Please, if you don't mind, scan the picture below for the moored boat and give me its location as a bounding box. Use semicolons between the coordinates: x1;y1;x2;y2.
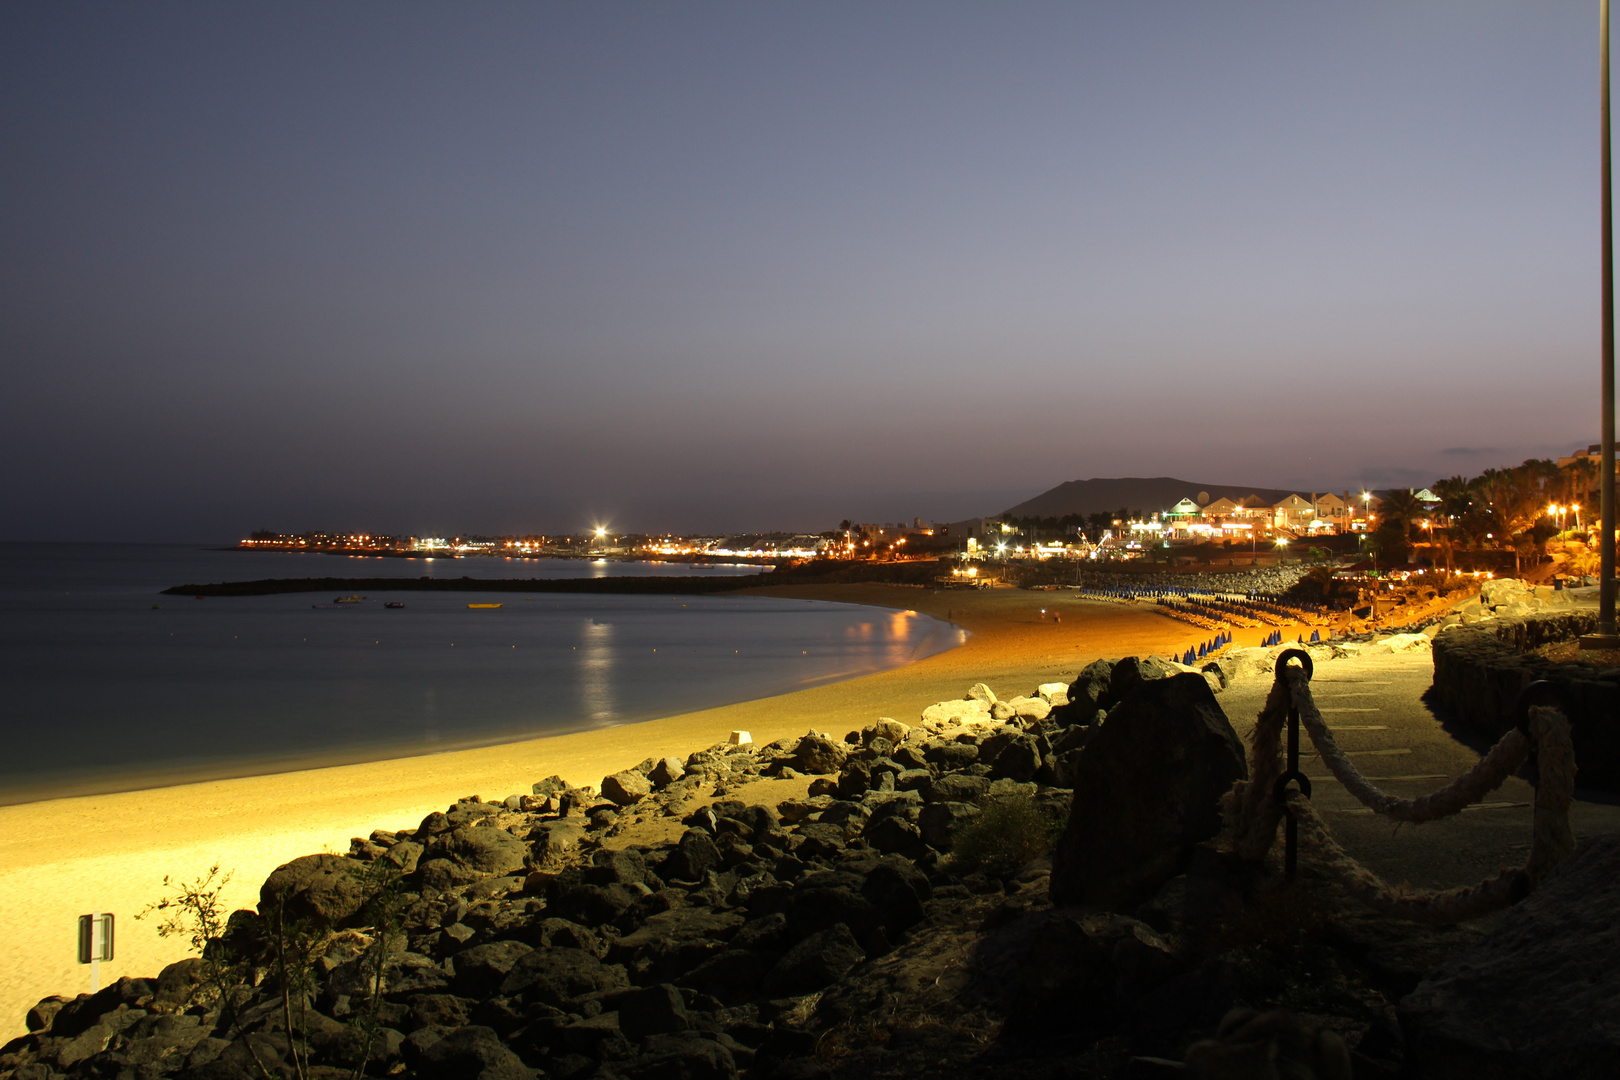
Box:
466;602;502;609
333;595;366;604
384;601;405;609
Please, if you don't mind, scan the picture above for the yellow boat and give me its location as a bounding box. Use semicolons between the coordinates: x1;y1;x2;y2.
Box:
467;602;503;609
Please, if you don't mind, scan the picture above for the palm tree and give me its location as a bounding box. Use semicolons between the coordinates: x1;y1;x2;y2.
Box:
1430;475;1475;525
1377;488;1423;542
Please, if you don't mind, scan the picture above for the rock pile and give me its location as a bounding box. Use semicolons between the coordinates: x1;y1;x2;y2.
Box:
1;657;1467;1080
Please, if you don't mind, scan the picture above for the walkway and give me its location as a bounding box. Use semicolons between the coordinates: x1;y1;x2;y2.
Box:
1216;649;1620;893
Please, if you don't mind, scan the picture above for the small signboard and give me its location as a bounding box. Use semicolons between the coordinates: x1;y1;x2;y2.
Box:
78;912;114;964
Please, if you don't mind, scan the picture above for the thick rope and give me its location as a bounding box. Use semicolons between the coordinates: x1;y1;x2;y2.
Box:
1221;666;1578;922
1282;665;1531;823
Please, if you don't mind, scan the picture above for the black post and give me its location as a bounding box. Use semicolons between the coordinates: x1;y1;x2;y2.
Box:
1587;0;1620;650
1270;649;1315;883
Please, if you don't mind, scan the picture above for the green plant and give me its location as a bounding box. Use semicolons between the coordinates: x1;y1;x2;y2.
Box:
138;866;277;1080
343;858;408;1080
949;795;1066;877
267;897;324;1080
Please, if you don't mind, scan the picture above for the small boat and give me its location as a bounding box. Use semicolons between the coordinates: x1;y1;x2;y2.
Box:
384;601;405;609
467;602;503;609
333;595;366;604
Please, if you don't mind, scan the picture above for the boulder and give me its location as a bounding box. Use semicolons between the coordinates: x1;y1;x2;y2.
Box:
762;923;866;997
1063;658;1115;722
966;682;998;706
918;801;981;851
602;770;653;806
1006;695;1052;722
611;907;745;984
1050;673;1247;910
649;756;687;787
528;820;587;866
1380;633;1431;653
665;828;724;882
617;983;690;1040
1107;655;1179;703
922;743;979;772
499;947;628;1006
919;699;993;727
450;940;535;999
425;825;529;877
789;733;848;775
414;1024;533;1080
868;718;911;744
988;735;1042;783
923;773;989;804
1399;834;1620;1078
1479;577;1529;608
616;1032;738;1080
259;854;367;928
1037;682;1071;706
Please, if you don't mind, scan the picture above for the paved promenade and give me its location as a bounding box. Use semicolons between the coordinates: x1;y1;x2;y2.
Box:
1216;648;1620;893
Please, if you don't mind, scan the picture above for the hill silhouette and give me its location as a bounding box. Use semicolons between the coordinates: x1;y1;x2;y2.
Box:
1000;476;1311;518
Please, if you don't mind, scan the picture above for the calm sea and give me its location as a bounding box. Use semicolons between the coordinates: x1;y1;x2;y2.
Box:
0;544;962;804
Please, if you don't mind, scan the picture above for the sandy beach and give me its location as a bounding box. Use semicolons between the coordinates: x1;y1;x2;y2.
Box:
0;584;1230;1040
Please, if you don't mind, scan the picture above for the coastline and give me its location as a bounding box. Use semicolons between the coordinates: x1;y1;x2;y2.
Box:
0;585;1192;1039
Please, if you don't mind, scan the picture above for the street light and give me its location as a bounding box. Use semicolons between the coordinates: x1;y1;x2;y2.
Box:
1586;0;1620;649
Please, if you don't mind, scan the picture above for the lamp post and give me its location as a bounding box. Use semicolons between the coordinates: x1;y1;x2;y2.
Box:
1586;0;1620;649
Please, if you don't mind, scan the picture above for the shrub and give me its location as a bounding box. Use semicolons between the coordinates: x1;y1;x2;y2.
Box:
949;794;1066;877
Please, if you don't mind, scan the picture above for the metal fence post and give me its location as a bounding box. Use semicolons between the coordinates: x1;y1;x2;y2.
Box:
1271;649;1315;881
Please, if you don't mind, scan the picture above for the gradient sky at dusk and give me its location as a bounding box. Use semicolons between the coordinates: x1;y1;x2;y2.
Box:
2;2;1612;540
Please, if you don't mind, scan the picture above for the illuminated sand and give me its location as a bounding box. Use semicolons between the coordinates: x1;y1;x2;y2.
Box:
0;586;1204;1039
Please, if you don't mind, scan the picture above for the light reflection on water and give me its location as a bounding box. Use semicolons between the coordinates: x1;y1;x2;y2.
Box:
581;618;615;725
0;545;964;802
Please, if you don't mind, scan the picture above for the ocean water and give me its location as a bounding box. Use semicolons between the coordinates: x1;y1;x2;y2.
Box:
0;544;963;804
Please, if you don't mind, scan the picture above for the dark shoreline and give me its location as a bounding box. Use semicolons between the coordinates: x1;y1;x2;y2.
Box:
163;558;961;596
162;573;775;597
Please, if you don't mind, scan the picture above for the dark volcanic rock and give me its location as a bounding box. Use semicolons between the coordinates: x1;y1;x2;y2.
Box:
1399;833;1620;1079
789;733;848;775
923;772;990;804
414;1024;532;1080
666;828;724;882
762;923;866;997
1064;657;1115;722
617;983;690;1040
1050;673;1246;910
615;1032;738;1080
426;825;529;877
259;853;368;927
451;941;535;1000
610;908;744;984
498;947;629;1006
918;801;981;851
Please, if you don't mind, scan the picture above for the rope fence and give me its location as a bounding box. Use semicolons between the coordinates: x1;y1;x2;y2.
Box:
1222;649;1576;923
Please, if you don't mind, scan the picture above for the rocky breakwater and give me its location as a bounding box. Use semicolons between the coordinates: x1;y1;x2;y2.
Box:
3;655;1489;1080
1430;578;1619;791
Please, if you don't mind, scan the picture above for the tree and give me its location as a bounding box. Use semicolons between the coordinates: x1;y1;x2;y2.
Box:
1377;488;1423;542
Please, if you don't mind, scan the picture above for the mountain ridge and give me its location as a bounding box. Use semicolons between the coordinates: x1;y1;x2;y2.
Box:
998;476;1340;519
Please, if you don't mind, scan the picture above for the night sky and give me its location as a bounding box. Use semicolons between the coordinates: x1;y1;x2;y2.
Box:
2;3;1610;541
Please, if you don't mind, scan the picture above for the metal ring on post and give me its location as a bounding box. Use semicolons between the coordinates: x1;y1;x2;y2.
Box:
1513;680;1564;739
1275;647;1314;681
1271;770;1314;802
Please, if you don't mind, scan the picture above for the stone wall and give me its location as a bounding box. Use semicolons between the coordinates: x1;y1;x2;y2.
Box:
1431;617;1620;791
